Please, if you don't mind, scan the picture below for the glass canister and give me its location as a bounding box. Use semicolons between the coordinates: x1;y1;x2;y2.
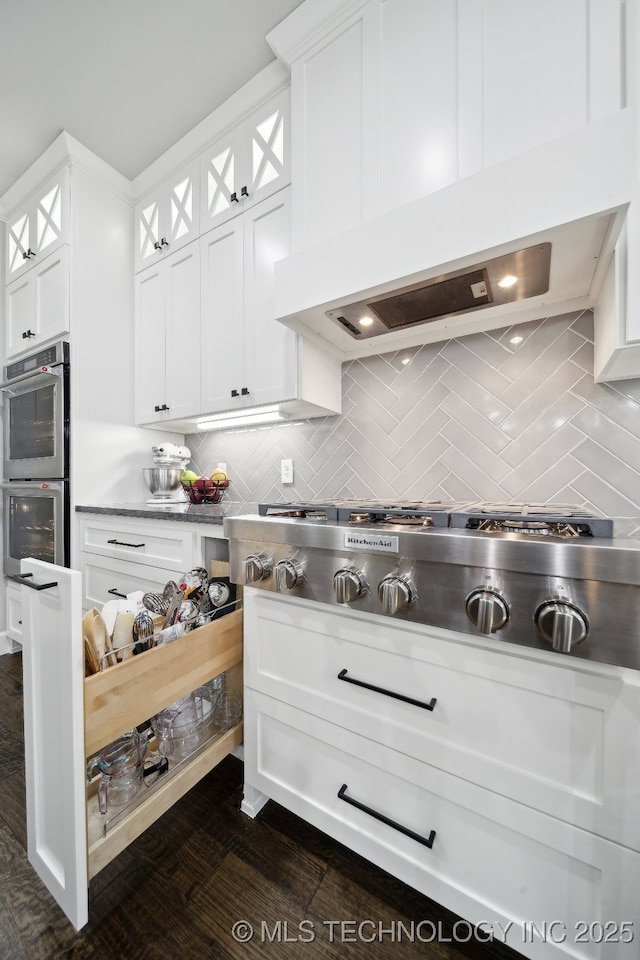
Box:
90;729;148;813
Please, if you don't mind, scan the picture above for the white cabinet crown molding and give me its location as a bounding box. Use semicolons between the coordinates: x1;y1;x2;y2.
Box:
0;131;133;218
267;0;373;63
131;60;289;202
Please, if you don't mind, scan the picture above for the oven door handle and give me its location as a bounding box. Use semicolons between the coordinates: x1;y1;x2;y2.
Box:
0;366;63;392
1;481;63;491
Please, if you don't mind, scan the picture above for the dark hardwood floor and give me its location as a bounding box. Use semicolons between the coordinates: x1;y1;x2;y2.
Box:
0;652;523;960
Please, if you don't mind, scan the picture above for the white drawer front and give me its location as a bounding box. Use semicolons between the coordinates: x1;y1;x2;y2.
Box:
81;554;170;610
79;516;195;570
246;690;640;960
245;591;640;850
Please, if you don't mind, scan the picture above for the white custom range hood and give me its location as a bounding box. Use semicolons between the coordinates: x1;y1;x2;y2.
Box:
275;111;632;361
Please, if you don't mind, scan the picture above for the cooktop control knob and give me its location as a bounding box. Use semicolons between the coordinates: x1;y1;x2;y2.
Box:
465;586;510;633
534;597;589;653
333;568;368;604
274;558;304;592
244;554;273;584
378;575;416;615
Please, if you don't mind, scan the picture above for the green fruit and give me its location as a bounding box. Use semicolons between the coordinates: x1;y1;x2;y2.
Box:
181;469;199;486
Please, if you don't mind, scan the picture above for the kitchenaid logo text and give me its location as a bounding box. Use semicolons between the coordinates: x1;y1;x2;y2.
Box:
343;533;399;553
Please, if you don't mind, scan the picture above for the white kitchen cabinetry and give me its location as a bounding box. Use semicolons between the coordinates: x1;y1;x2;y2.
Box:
78;514;202;610
134;160;199;273
5;167;69;282
4;165;71;360
201;187;296;414
134;240;201;425
21;557;242;930
269;0;622;251
131;66;341;423
5;580;23;647
200;88;290;234
5;246;70;357
243;590;640;960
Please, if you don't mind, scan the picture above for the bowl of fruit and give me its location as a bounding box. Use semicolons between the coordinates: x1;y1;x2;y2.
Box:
181;468;230;504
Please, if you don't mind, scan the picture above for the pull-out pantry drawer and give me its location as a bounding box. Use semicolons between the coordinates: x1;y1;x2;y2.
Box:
85;608;243;880
79;515;197;570
22;559;243;931
245;590;640;851
245;689;640;960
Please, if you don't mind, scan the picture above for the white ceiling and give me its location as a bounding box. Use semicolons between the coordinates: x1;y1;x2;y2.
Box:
0;0;304;199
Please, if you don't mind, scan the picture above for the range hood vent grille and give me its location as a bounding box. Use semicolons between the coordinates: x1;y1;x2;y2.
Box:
326;243;551;341
370;268;492;330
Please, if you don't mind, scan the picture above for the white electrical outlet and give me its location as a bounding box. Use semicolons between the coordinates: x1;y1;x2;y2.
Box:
216;462;227;473
281;458;294;484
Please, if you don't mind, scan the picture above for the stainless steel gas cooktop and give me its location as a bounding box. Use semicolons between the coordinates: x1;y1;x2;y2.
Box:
225;499;640;671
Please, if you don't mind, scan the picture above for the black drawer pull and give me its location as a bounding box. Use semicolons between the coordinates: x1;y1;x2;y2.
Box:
107;588;127;599
107;539;145;548
337;668;436;711
11;572;58;591
338;783;436;849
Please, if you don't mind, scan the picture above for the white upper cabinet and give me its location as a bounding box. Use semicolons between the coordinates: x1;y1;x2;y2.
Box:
134;160;200;273
200;188;296;414
200;88;290;233
6;167;70;282
6;246;70;357
134;240;201;425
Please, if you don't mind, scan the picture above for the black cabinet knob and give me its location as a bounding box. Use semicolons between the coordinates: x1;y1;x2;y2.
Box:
241;387;249;396
22;330;35;339
240;186;249;198
230;192;239;203
231;389;239;397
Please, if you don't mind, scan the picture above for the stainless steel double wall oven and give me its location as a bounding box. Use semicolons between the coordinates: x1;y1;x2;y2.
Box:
1;340;70;578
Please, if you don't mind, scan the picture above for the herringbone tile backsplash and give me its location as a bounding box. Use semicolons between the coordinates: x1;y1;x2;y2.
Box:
187;310;640;536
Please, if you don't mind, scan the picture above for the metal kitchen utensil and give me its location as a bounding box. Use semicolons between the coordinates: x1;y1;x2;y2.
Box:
142;591;168;615
132;610;155;654
162;580;180;603
176;599;199;626
163;589;184;629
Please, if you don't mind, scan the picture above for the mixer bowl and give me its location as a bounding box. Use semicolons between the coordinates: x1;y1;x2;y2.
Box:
143;467;183;498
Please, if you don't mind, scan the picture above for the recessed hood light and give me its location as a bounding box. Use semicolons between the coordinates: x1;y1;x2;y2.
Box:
326;244;550;340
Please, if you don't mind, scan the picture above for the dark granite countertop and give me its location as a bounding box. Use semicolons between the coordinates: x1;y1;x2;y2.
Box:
75;501;258;525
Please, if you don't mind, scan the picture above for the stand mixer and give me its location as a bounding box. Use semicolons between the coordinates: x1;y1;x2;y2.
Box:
143;443;191;503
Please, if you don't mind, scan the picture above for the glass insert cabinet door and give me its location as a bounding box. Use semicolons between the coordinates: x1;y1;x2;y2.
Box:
6;169;69;281
201;88;289;232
